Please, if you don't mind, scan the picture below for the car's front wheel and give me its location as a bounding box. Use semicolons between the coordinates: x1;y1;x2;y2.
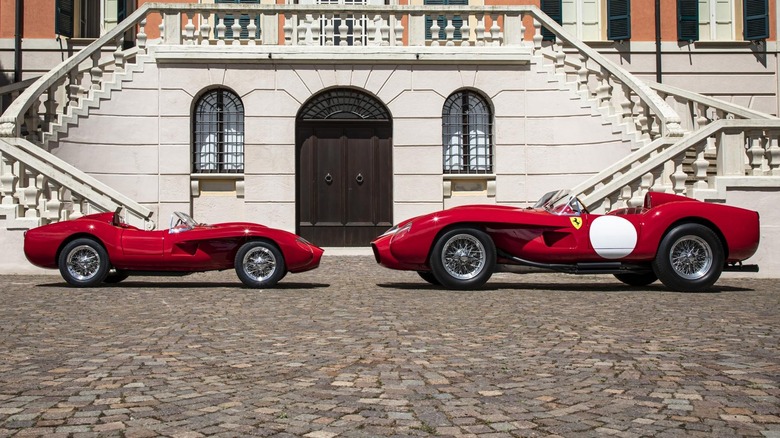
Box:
235;241;286;288
652;223;724;292
430;228;496;290
58;238;111;287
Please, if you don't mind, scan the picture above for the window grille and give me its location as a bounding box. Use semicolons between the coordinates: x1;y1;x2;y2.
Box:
300;89;389;120
193;89;245;173
443;91;493;174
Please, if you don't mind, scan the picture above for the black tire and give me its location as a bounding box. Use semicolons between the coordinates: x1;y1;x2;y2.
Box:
417;271;440;285
430;228;496;290
652;223;724;292
614;272;657;287
104;270;130;284
58;238;111;287
234;241;286;288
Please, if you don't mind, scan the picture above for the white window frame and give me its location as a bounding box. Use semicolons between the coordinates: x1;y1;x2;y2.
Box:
562;0;602;41
698;0;735;40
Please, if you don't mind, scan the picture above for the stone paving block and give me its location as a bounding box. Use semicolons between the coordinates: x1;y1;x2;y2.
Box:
0;258;778;436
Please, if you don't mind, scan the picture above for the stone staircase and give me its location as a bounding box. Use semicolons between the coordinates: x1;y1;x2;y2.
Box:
40;53;154;149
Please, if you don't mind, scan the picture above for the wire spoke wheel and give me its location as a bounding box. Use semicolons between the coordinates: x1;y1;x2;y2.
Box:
235;241;285;288
58;238;110;287
442;234;486;280
652;224;723;292
243;246;277;282
669;235;713;280
65;245;102;282
430;228;495;289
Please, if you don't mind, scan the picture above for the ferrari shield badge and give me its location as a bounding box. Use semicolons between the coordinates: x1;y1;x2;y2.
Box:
570;217;583;230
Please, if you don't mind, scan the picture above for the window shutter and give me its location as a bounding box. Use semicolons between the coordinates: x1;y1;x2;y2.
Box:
607;0;630;40
425;0;445;40
677;0;699;41
541;0;562;41
743;0;768;40
55;0;75;38
218;0;260;39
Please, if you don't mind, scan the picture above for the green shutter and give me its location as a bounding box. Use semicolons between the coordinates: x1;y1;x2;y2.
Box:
607;0;630;40
117;0;127;23
677;0;699;41
217;0;260;39
55;0;75;38
743;0;769;40
541;0;562;41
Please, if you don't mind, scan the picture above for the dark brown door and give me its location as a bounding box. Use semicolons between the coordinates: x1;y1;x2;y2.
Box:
298;121;392;246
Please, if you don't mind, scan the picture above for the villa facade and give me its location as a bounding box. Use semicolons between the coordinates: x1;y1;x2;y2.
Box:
1;0;779;274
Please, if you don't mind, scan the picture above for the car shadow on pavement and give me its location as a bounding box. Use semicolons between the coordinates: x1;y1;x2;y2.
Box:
376;281;753;293
36;281;330;290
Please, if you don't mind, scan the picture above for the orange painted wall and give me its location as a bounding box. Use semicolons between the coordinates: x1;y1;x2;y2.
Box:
1;0;57;38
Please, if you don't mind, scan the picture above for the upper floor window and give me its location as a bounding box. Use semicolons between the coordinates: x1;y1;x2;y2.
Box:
562;0;601;41
55;0;132;38
193;89;244;174
541;0;630;41
699;0;735;40
678;0;769;41
443;90;493;174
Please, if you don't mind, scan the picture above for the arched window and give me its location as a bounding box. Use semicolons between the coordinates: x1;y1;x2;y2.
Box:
193;89;244;173
442;90;493;174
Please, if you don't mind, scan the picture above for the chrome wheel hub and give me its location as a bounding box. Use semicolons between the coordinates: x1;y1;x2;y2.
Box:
669;235;713;280
243;246;277;282
66;245;101;281
441;234;486;280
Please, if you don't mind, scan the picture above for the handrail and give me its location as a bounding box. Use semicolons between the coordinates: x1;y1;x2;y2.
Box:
0;137;154;224
647;81;779;121
0;6;151;137
570;136;677;196
578;119;780;206
0;77;39;98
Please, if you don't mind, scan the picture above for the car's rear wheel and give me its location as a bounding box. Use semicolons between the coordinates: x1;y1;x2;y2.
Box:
652;223;724;292
430;228;495;290
58;238;110;287
235;241;286;288
417;271;440;285
614;272;657;287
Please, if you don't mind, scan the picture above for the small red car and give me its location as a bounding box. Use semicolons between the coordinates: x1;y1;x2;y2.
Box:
24;210;324;288
371;190;760;292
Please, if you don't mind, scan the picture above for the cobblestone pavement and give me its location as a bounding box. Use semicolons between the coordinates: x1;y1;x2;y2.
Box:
0;256;778;438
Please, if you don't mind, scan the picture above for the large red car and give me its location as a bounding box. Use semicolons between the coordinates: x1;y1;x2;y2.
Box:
371;190;760;292
24;210;324;288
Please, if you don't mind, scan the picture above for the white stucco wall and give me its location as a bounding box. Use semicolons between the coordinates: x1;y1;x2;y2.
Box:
47;58;637;233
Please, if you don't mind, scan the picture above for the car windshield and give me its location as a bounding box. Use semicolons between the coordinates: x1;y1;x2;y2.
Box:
169;211;198;233
534;189;586;216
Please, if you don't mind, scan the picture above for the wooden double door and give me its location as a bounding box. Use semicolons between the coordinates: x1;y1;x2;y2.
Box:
297;121;393;247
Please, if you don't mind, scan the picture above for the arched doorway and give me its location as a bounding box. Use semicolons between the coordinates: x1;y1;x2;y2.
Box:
296;89;393;247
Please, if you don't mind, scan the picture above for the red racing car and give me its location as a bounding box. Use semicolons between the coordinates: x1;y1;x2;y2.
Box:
371;190;760;292
24;210;323;288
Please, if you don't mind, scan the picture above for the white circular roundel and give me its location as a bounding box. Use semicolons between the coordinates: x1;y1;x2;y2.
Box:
589;216;638;259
